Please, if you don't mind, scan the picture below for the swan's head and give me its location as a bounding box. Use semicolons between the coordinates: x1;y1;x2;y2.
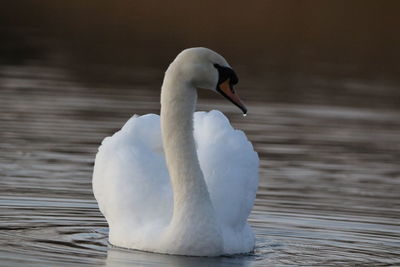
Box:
168;47;247;114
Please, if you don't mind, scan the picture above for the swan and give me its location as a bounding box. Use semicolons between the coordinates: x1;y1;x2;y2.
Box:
92;47;259;256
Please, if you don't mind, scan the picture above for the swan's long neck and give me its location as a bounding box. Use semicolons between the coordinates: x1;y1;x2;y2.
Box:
160;66;216;226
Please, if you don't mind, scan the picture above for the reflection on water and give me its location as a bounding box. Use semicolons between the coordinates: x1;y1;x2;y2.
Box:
0;65;399;266
106;248;253;267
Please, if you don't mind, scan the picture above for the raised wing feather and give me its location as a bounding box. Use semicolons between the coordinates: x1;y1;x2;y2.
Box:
194;110;259;229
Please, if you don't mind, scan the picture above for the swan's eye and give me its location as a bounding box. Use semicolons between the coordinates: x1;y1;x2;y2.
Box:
213;64;239;86
213;63;247;114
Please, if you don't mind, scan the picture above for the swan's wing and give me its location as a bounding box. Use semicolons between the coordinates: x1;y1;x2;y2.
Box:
92;114;172;237
194;110;259;232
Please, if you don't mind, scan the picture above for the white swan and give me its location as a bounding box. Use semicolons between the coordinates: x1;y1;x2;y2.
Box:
93;47;259;256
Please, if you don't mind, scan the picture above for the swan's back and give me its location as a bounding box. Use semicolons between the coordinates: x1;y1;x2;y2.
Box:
93;110;259;253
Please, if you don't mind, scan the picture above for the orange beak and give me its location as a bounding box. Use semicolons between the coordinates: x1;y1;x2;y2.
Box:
217;79;247;115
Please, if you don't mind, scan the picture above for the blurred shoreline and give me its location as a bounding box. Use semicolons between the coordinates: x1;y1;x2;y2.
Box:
1;1;399;109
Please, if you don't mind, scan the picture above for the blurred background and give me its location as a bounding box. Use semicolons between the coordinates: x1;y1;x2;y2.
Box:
1;1;400;266
1;0;400;108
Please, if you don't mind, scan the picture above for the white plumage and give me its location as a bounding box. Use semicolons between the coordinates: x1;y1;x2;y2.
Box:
93;48;259;256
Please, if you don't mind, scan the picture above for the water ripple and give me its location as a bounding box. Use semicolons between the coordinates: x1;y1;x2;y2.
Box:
0;65;399;266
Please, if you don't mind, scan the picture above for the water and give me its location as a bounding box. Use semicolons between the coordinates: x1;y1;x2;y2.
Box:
0;64;400;266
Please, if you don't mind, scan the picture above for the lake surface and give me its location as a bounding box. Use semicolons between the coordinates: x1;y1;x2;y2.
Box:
0;64;399;266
